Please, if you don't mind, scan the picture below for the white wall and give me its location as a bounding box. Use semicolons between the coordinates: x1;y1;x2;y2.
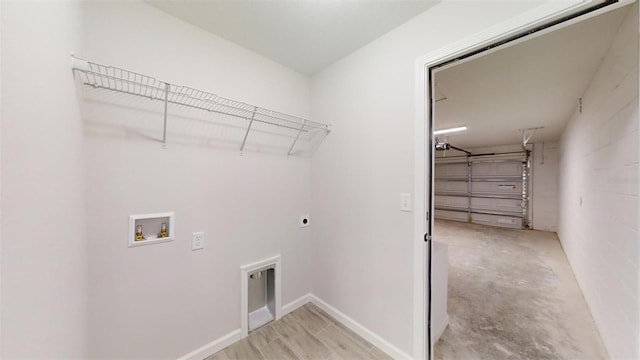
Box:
558;4;638;359
0;1;88;358
1;1;4;352
81;2;314;358
532;142;559;231
310;1;557;355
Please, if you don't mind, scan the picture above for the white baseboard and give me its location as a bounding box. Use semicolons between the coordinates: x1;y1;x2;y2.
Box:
177;293;413;360
177;329;241;360
309;294;413;360
282;293;312;316
431;314;449;345
176;293;311;360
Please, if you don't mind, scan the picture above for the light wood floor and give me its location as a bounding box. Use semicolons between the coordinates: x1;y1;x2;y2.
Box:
206;303;391;360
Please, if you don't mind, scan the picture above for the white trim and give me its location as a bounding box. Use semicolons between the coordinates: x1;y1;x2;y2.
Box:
177;292;308;360
128;211;175;247
176;329;241;360
282;293;312;316
240;255;282;338
412;1;610;358
431;314;449;346
412;55;429;360
310;294;413;360
177;293;412;360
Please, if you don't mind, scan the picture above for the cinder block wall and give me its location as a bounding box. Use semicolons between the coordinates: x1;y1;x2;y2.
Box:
532;142;559;232
558;5;638;358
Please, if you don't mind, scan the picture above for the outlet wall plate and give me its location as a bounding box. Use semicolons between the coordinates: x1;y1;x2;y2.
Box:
299;214;310;228
192;232;205;250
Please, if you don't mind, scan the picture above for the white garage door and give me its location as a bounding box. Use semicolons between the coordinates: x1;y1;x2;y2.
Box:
434;152;529;229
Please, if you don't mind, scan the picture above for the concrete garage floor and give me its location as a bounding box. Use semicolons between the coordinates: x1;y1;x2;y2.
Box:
433;219;607;360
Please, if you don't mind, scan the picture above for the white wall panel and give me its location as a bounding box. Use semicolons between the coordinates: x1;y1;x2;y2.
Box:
1;2;88;357
82;3;313;358
310;1;555;354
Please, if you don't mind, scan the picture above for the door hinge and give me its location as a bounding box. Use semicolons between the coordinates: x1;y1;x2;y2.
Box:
424;233;431;242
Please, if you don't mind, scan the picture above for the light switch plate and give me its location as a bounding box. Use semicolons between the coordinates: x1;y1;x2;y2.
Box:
400;193;412;212
192;232;205;250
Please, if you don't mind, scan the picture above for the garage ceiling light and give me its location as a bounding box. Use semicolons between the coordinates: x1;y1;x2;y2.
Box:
434;126;467;135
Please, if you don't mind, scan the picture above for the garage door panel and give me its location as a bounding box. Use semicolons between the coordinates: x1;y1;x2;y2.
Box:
471;213;523;229
435;152;528;229
435;195;467;208
471;181;522;195
435;209;468;222
472;162;522;178
435;181;468;193
470;197;523;213
435;163;468;178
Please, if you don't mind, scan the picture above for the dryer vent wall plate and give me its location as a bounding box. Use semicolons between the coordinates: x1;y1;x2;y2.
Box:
299;215;310;228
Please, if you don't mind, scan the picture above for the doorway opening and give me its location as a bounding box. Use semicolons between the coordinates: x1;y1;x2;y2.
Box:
419;1;638;359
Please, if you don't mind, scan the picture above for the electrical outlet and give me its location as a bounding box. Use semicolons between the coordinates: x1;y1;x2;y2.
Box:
192;232;205;250
299;214;310;228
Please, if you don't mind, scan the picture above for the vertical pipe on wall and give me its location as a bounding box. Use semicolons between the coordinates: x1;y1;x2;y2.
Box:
467;158;472;222
522;151;530;229
527;143;536;229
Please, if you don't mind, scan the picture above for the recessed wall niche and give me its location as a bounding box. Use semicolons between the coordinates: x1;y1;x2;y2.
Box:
128;212;175;247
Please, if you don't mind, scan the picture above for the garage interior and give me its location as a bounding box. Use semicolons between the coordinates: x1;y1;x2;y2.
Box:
432;3;638;359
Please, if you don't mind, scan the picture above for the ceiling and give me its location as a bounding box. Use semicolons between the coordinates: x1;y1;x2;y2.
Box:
148;1;438;75
434;5;631;149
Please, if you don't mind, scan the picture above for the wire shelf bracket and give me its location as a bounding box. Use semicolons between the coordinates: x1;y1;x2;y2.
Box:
240;106;258;156
71;55;330;155
288;120;306;157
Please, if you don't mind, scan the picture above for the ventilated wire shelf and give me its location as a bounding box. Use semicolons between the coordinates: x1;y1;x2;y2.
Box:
71;55;330;155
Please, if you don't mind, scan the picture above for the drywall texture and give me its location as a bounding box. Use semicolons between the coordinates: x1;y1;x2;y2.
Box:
558;4;639;359
0;1;88;358
532;142;559;231
81;3;314;358
310;1;555;354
